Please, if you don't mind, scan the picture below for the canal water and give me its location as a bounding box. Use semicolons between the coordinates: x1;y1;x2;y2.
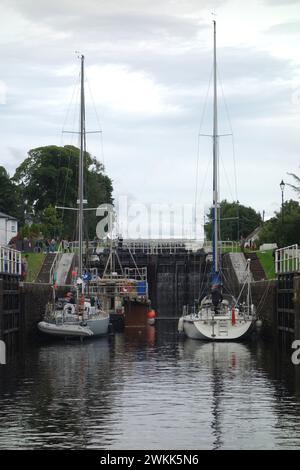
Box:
0;321;300;450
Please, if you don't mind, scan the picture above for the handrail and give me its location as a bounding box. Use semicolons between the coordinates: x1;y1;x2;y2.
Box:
67;239;239;255
49;241;63;284
0;245;22;275
275;244;299;274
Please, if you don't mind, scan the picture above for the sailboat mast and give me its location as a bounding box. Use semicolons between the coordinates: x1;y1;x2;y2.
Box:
212;20;219;275
78;54;86;279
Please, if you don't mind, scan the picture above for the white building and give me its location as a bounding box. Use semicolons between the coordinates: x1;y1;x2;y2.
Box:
0;211;18;245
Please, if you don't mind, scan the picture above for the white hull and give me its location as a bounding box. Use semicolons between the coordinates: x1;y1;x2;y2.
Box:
38;314;110;339
38;321;93;338
86;315;110;336
182;314;254;341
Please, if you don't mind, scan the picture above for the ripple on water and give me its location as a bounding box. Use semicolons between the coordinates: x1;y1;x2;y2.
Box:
1;328;300;449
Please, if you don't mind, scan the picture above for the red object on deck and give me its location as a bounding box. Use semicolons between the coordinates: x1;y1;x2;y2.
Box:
231;305;236;326
147;310;156;319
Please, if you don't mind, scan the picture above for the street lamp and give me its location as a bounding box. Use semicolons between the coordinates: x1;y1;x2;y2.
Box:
280;179;285;224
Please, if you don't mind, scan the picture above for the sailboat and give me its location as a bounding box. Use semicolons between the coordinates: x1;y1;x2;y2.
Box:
178;21;256;341
38;55;110;339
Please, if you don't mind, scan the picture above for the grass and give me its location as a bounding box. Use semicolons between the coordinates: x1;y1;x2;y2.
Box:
256;250;275;280
24;252;45;282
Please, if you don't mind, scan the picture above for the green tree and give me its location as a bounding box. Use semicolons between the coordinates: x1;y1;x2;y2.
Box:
13;145;113;240
40;205;63;239
258;199;300;247
0;166;23;220
204;200;262;241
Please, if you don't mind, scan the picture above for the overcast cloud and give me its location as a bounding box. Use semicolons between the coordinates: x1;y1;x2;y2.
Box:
1;0;300;238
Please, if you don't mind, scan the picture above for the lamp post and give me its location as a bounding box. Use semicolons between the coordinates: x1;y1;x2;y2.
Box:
280;180;285;224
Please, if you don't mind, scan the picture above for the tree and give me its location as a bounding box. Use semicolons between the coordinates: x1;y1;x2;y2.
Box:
0;166;23;220
258;199;300;247
204;200;262;241
40;205;63;239
13;145;113;240
287;171;300;195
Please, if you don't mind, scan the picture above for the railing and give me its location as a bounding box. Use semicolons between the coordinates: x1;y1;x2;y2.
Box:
49;241;64;284
202;240;240;253
275;244;300;274
0;245;22;276
123;267;147;280
88;277;148;299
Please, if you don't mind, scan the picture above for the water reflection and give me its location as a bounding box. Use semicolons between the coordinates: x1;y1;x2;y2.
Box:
0;323;300;449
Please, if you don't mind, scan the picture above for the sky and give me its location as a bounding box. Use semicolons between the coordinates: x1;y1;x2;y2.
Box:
1;0;300;239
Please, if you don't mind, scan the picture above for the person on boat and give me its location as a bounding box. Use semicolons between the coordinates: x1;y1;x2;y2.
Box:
64;291;75;304
211;284;223;310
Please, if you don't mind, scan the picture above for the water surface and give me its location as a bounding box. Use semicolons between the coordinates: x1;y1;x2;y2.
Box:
0;321;300;449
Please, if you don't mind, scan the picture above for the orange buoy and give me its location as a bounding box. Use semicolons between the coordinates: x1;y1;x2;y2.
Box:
147;309;156;326
147;309;156;319
231;305;236;326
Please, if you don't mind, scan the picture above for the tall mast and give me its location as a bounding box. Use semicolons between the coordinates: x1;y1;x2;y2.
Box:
78;54;85;279
212;20;219;275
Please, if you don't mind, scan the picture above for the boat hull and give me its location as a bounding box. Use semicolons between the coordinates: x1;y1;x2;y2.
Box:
38;314;110;339
38;321;94;338
182;315;255;341
86;315;110;336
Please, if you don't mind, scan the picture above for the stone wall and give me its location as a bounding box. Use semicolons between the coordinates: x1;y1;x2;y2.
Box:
251;280;277;338
20;283;68;340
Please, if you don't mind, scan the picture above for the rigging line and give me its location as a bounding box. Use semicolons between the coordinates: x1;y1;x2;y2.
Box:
196;157;212;236
219;151;235;202
60;92;81;234
194;66;213;229
217;68;239;202
86;76;105;168
55;77;81;235
61;72;81;135
59;77;81;228
198;256;209;300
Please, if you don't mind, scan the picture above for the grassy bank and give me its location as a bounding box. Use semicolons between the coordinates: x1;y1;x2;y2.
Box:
256;250;275;280
24;253;45;282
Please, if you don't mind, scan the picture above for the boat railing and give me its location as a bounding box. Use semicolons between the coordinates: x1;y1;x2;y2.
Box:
275;244;300;274
88;277;148;299
49;241;63;284
0;245;22;276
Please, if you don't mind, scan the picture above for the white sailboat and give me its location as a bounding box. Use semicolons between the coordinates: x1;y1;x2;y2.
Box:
178;21;256;341
38;54;110;339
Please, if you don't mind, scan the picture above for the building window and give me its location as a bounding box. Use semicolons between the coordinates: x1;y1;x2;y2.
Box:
11;224;16;232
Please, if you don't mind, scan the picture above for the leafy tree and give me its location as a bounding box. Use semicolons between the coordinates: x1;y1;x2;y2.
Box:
204;200;262;241
0;166;23;220
287;171;300;195
258;199;300;247
13;145;113;240
40;205;63;239
19;222;43;239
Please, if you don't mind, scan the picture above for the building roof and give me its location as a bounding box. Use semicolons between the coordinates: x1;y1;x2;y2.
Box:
0;211;17;221
245;225;262;242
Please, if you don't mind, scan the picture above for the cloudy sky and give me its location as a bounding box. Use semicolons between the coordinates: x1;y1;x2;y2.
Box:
1;0;300;238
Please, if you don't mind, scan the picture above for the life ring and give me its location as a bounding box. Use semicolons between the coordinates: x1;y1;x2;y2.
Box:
63;303;75;315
